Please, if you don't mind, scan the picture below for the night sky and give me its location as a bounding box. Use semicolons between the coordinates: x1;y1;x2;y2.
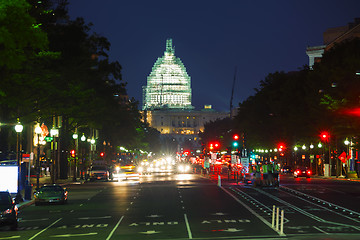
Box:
68;0;360;112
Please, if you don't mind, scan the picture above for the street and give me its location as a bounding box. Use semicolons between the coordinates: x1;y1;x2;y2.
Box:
1;172;360;239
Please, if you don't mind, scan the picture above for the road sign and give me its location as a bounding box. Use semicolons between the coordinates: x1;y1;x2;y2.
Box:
45;136;53;142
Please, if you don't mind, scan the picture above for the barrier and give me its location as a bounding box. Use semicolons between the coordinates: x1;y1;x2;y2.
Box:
272;205;284;234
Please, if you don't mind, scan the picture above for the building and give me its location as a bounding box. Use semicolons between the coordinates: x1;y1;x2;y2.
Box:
306;18;360;69
142;39;193;110
142;39;228;150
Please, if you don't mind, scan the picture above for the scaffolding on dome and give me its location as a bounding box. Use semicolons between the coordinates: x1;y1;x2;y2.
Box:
143;38;194;110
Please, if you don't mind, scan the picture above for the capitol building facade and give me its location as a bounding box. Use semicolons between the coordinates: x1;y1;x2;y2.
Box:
142;39;228;150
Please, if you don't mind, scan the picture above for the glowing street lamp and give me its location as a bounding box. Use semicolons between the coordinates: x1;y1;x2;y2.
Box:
81;134;86;142
14;122;23;202
35;125;42;189
72;132;79;181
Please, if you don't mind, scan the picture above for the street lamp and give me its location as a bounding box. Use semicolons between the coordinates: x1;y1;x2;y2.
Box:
344;139;350;173
80;134;86;179
50;127;59;183
14;122;23;202
72;132;78;181
35;126;42;189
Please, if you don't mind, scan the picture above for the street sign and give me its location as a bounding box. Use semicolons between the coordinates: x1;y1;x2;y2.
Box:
45;136;53;142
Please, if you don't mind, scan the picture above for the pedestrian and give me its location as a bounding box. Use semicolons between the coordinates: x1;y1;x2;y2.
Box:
262;162;269;186
255;163;262;187
204;157;210;175
273;162;280;186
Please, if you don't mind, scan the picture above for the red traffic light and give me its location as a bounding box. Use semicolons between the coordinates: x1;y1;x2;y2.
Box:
100;152;105;157
70;150;75;158
320;131;330;142
233;134;239;140
209;142;220;150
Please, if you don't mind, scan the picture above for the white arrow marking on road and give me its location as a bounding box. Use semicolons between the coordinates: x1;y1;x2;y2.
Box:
78;216;112;220
212;212;228;216
20;218;50;222
140;230;160;234
0;236;21;239
147;214;162;218
223;228;244;232
50;232;98;237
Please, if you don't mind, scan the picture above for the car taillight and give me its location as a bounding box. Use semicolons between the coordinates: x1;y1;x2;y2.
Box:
297;170;300;174
307;170;311;174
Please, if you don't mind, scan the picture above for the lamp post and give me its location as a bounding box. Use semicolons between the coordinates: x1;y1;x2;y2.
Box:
90;138;95;164
294;146;298;167
15;122;23;202
80;134;86;180
344;139;350;174
34;126;42;189
50;128;59;183
72;132;78;181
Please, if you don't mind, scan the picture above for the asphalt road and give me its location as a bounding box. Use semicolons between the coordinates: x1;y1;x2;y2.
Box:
1;172;360;239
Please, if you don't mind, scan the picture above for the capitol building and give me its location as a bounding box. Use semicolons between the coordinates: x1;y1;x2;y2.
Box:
142;39;228;150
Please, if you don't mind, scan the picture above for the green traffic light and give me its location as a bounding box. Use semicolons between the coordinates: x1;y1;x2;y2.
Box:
233;142;239;147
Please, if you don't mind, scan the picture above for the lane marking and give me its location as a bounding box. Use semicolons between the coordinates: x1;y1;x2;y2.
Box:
140;230;160;234
78;216;111;220
106;216;124;240
281;186;360;222
313;226;329;234
257;188;360;231
221;187;284;236
28;218;62;240
50;232;97;237
0;236;21;239
20;218;49;222
184;214;193;239
147;215;162;218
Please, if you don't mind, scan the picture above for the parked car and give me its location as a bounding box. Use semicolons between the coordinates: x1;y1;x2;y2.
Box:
34;185;68;206
294;167;311;178
281;166;292;174
0;191;18;230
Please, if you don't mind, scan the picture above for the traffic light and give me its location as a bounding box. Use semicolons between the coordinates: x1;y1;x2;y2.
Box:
233;134;239;140
70;150;75;158
232;134;239;148
320;131;330;142
209;142;220;150
100;152;105;157
277;143;285;151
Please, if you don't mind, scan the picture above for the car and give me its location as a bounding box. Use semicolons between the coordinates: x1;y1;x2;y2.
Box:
88;165;111;181
114;165;140;181
0;191;18;230
34;185;68;206
281;166;292;174
177;163;191;173
294;167;311;178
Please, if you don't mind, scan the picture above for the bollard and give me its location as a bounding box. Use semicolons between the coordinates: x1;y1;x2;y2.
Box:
272;205;275;228
276;207;279;231
280;210;284;234
218;175;221;187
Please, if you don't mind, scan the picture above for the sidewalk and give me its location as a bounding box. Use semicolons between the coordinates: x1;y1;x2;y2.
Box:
16;176;84;210
312;174;360;182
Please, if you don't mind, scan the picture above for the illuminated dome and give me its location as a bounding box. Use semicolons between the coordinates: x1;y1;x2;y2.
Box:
143;39;194;110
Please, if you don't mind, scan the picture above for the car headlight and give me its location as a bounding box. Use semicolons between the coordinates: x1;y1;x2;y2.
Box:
138;167;143;172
